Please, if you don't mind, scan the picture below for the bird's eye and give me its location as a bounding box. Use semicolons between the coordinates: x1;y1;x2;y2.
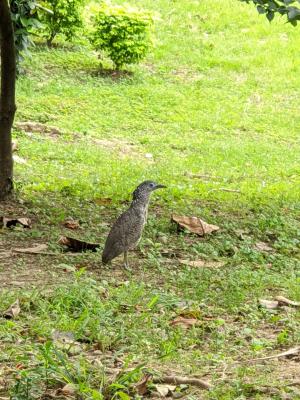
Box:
149;183;155;188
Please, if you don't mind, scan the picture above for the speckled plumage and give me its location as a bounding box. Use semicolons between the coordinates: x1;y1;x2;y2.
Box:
102;181;165;267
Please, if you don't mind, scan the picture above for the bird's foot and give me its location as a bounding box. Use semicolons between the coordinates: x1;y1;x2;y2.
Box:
123;263;132;272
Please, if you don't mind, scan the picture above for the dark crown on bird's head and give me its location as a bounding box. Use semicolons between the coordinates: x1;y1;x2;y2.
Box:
132;180;166;201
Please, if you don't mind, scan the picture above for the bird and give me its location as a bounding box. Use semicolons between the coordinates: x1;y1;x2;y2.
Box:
102;180;166;269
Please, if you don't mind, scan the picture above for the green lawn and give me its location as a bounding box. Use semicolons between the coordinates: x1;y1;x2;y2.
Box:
0;0;299;398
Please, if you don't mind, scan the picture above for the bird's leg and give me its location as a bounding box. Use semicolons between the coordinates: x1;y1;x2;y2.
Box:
123;251;130;270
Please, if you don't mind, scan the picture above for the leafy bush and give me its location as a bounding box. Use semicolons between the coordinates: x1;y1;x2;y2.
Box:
39;0;84;45
240;0;300;25
90;3;153;70
9;0;41;70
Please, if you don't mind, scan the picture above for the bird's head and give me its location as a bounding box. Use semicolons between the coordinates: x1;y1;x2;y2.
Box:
132;180;166;202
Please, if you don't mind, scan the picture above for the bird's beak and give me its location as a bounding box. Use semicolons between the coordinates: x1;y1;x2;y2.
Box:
154;184;166;190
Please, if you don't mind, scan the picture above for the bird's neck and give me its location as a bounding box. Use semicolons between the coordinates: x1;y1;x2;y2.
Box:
130;197;150;210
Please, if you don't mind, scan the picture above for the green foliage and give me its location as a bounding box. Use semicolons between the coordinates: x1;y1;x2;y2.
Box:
89;3;153;69
240;0;300;25
39;0;84;45
9;0;41;71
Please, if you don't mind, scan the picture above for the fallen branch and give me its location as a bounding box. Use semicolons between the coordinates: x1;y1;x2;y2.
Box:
153;375;211;390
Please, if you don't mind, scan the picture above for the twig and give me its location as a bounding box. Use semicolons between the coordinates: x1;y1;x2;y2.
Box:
248;346;300;362
153;375;211;390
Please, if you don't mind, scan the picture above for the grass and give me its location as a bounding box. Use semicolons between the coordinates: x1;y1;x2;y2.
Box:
0;0;299;398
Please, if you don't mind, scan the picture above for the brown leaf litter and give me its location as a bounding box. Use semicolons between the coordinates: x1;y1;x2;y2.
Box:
170;315;199;329
0;217;31;229
58;236;100;252
15;121;62;137
171;214;220;236
259;296;300;310
153;375;211;390
254;241;273;252
135;373;152;396
2;299;20;319
63;219;80;230
178;259;226;268
154;383;176;396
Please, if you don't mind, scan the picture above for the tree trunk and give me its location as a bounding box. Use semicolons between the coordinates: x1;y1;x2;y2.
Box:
0;0;16;200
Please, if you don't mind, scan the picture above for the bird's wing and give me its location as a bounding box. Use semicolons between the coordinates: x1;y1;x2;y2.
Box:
102;209;144;263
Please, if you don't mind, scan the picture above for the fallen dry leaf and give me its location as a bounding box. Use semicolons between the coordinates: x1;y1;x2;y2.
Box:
155;384;176;397
153;375;211;390
58;236;100;252
135;374;152;396
171;214;219;236
63;219;80;230
13;244;48;254
254;242;273;252
57;383;76;396
3;299;20;319
275;296;300;307
1;217;31;229
170;315;199;328
179;259;225;268
259;296;300;310
259;299;279;309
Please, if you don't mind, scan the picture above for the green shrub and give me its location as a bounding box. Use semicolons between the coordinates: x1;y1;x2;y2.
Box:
90;3;153;70
39;0;84;45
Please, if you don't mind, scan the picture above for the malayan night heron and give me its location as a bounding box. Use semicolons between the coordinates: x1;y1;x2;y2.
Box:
102;181;166;269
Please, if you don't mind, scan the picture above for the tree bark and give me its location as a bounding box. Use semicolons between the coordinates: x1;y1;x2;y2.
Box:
0;0;16;200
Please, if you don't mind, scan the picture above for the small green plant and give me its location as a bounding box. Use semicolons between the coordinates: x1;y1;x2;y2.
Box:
39;0;84;45
89;3;153;70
